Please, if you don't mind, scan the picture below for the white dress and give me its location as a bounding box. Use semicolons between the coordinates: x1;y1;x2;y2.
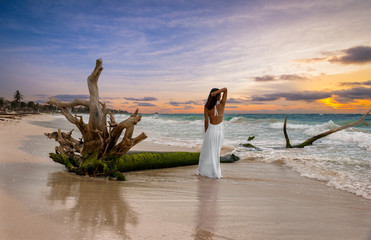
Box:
196;103;224;179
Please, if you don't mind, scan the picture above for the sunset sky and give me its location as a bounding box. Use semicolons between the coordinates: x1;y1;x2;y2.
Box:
0;0;370;113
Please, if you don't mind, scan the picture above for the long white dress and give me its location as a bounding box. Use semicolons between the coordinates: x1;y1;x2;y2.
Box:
196;103;224;179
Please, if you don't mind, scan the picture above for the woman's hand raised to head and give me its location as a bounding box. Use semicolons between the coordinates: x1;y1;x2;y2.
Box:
211;88;227;97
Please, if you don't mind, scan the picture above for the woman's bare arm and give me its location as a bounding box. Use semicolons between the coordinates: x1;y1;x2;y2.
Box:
211;88;227;104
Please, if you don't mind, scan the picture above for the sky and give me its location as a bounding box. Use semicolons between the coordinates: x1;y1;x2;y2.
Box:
0;0;370;114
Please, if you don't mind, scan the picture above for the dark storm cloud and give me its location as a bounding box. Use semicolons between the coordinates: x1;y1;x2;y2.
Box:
124;97;157;101
329;46;371;64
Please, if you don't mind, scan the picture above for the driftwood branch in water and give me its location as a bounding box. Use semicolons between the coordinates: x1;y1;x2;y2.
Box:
284;108;371;148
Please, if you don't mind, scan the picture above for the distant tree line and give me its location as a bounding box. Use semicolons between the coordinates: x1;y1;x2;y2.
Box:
0;90;128;114
0;90;57;113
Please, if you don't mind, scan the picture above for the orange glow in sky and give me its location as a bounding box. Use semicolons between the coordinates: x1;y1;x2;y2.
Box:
0;1;370;114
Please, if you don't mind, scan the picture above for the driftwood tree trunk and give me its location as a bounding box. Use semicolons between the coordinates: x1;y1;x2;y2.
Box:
284;108;370;148
45;59;147;179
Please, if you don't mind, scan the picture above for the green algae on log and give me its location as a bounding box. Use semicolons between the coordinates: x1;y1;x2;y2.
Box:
118;152;200;172
50;152;200;181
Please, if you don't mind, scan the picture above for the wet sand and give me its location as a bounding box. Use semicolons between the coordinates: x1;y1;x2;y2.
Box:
1;115;371;239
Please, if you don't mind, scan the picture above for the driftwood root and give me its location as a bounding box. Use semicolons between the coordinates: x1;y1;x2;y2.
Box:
45;59;147;179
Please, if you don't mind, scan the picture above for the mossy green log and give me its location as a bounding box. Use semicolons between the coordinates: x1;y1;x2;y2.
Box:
116;152;200;172
49;152;200;181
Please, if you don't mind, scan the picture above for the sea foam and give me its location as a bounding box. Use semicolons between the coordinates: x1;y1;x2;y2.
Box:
112;113;371;199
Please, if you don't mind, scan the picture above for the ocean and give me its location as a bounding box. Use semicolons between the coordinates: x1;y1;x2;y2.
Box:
114;113;371;199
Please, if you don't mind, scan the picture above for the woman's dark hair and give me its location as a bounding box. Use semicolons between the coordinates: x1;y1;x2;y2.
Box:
205;88;220;110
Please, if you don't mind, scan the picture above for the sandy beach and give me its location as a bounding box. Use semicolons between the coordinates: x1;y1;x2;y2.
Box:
0;114;371;240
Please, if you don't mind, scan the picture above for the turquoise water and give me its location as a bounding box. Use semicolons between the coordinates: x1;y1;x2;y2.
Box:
113;113;371;199
67;113;370;199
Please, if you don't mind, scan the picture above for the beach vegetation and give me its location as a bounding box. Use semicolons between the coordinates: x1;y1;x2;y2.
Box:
0;95;57;113
13;90;23;103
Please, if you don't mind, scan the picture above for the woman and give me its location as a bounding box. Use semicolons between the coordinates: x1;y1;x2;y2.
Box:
196;87;227;179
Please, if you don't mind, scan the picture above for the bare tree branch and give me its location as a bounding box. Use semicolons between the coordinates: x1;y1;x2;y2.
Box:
284;108;371;148
47;97;90;109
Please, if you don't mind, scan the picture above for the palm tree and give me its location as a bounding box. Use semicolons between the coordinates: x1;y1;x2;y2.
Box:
13;90;23;103
12;90;24;110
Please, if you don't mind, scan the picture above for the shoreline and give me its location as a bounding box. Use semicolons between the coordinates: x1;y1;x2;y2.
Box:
1;114;371;239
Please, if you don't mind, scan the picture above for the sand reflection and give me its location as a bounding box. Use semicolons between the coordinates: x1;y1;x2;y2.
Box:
194;177;220;240
47;172;138;239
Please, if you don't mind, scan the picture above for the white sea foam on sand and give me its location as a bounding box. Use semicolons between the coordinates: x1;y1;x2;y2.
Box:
114;113;371;199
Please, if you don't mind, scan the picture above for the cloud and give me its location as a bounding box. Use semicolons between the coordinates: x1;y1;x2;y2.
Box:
333;87;371;102
169;100;200;106
279;74;307;81
253;74;306;82
226;106;238;108
100;96;123;100
339;80;371;86
296;46;371;65
251;86;371;104
329;46;371;64
53;94;89;102
252;91;332;102
227;98;243;104
253;75;275;82
134;102;156;107
295;57;327;63
124;97;157;101
251;95;281;102
36;94;49;98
